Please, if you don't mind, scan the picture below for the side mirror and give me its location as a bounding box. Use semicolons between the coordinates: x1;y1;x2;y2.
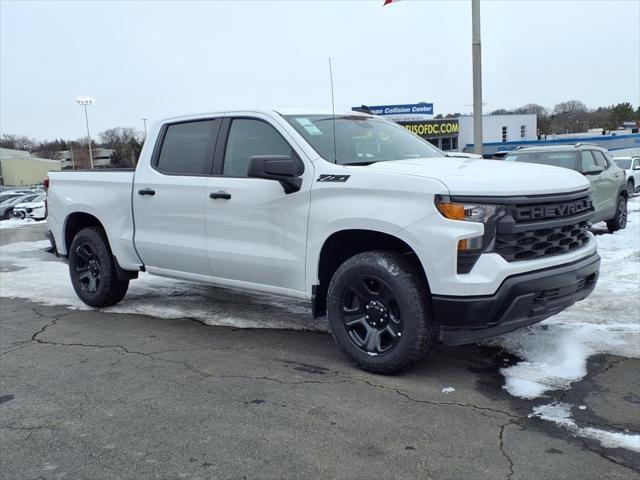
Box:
247;155;303;194
582;166;603;175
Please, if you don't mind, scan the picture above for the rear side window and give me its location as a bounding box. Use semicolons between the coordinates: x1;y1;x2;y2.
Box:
581;151;598;172
223;119;293;177
156;120;220;175
592;151;609;169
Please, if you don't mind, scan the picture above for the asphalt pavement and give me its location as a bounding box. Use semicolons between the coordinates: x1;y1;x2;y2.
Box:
1;225;638;480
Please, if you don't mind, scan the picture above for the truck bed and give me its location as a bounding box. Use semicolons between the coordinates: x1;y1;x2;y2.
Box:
47;170;142;270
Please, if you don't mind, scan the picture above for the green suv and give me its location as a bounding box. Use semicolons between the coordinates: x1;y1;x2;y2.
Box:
504;144;628;233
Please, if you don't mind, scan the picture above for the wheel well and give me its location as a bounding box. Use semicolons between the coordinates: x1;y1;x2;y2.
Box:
313;229;428;318
64;212;105;253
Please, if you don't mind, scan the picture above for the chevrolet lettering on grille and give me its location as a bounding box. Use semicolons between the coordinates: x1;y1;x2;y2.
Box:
514;198;593;222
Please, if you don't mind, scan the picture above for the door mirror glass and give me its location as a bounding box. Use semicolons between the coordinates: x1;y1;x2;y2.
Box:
248;155;303;194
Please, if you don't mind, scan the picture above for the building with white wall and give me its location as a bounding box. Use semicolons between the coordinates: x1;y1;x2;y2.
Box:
457;113;538;151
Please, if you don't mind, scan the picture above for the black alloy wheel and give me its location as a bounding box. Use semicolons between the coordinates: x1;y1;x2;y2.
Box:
340;275;403;356
74;243;102;294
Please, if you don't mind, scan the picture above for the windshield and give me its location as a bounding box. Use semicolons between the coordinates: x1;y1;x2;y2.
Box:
0;195;21;205
284;114;444;165
14;195;38;204
615;159;632;169
504;151;578;171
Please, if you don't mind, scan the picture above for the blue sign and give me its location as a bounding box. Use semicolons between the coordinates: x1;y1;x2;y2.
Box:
353;102;434;116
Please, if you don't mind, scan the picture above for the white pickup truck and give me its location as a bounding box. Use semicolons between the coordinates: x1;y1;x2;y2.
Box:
46;109;600;373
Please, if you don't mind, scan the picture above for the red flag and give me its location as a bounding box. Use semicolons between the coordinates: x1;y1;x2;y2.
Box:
383;0;401;5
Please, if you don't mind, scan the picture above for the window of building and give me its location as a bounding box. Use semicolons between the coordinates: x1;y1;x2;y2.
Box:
520;125;526;138
156;120;220;175
223;119;293;177
441;137;452;151
502;126;508;142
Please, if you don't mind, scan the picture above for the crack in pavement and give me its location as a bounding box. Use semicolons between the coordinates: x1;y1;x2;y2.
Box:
499;423;515;480
6;303;639;475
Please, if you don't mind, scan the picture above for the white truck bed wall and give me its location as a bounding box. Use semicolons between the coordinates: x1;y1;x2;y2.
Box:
47;171;142;270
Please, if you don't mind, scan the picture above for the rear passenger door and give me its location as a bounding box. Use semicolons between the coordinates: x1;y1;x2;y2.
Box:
580;150;606;214
133;119;221;277
592;150;621;214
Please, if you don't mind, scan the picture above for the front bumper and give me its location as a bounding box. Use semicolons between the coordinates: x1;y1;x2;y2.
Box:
433;252;600;345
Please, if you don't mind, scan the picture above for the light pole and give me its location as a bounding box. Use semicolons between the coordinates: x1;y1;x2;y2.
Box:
76;96;95;168
471;0;484;156
142;118;148;137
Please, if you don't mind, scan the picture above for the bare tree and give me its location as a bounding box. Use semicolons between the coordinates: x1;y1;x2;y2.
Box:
0;134;37;151
552;100;589;133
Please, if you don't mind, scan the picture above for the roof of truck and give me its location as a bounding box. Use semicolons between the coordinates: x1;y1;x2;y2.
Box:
159;108;372;125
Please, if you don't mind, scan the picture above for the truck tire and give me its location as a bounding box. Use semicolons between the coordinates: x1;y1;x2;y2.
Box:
327;250;437;374
69;227;129;308
606;195;627;233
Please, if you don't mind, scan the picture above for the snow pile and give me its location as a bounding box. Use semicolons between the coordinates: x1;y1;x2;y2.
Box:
530;403;640;453
0;241;322;331
487;196;640;452
0;218;46;229
441;387;455;394
489;196;640;399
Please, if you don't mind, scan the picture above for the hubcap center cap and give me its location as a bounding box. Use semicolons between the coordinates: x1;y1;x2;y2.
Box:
364;300;389;327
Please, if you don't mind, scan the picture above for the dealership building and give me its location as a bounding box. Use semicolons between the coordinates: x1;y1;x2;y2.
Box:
357;102;640;156
355;102;538;153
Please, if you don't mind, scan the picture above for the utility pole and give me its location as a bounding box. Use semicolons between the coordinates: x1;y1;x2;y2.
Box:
142;118;148;137
472;0;484;156
69;144;75;170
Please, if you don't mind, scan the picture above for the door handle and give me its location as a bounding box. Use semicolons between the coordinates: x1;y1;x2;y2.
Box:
209;191;231;200
138;188;156;196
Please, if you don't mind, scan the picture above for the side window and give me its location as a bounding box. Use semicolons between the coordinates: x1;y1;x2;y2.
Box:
581;151;598;172
223;119;293;177
592;151;609;169
156;120;220;175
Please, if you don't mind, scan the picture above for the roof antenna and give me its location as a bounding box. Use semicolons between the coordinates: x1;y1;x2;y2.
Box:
328;57;338;164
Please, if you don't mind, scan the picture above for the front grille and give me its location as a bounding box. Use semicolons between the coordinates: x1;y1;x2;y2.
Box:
496;220;590;261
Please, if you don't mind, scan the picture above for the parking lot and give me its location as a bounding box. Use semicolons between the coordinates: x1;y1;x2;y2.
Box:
1;224;638;480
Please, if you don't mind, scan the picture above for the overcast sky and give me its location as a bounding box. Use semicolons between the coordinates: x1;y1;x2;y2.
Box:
1;0;639;140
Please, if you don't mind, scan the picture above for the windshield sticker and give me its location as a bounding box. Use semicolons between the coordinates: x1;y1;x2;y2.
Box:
295;117;323;136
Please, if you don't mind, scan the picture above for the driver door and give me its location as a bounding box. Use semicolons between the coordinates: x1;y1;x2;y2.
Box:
205;116;313;295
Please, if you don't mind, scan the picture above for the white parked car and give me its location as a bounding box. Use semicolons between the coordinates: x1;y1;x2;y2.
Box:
614;156;640;194
12;194;46;220
46;109;600;373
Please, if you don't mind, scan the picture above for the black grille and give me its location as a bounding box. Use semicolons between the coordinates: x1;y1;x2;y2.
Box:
496;220;590;262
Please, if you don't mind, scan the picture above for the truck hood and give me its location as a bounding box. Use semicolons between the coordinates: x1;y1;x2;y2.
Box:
365;157;590;196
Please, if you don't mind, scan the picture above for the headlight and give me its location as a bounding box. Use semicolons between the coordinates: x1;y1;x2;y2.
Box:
435;196;506;273
436;202;499;224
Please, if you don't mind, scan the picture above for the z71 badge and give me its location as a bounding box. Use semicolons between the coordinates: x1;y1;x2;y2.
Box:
317;174;350;182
